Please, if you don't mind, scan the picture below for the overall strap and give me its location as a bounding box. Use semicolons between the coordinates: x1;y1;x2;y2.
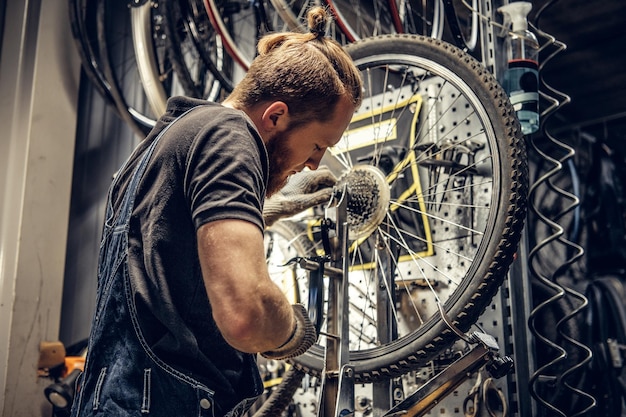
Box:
112;107;199;228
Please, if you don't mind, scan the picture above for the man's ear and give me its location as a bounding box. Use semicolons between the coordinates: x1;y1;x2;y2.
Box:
261;101;289;132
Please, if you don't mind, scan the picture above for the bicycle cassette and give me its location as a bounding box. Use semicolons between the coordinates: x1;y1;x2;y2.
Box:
334;165;391;240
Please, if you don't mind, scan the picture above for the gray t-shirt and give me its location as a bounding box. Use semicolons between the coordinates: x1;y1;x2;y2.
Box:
110;96;268;408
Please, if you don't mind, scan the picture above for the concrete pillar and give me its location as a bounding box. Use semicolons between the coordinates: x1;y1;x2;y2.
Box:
0;0;80;414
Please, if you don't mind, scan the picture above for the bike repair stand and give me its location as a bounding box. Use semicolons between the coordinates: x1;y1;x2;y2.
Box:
315;184;355;417
314;183;514;417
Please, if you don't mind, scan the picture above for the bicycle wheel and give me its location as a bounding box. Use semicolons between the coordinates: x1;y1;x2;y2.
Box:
70;0;156;136
130;0;221;118
161;0;233;100
101;0;181;135
267;0;353;43
325;0;398;42
390;0;445;39
443;0;479;53
68;0;116;107
391;0;480;54
128;0;170;119
202;0;388;72
270;0;398;43
203;0;297;72
283;35;527;382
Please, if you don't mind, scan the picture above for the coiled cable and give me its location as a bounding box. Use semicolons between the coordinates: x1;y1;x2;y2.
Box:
526;1;596;415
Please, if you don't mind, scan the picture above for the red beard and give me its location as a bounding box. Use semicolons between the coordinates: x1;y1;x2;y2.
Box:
265;133;293;197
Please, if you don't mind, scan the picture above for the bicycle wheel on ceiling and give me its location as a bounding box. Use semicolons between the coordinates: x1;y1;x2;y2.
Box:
327;0;398;41
70;0;155;136
129;0;231;121
389;0;445;39
391;0;480;55
268;0;350;43
203;0;297;73
69;0;116;107
98;0;182;136
268;34;527;383
270;0;398;43
97;0;208;135
202;0;398;72
442;0;480;53
161;0;234;101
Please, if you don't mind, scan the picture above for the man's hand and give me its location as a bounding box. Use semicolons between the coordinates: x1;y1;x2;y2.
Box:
263;167;337;227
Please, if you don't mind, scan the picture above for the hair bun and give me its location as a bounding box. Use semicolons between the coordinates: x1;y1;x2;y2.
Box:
307;6;329;39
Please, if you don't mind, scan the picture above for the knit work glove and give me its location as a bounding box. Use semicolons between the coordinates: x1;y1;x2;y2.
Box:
263;167;337;227
261;304;317;360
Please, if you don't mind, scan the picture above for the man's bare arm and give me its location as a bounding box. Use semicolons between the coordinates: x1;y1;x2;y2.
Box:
197;219;294;353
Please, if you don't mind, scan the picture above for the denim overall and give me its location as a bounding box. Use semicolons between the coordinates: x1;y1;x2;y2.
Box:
71;110;263;417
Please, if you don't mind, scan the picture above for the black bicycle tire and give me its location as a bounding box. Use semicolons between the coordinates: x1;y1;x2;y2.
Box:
202;0;359;72
186;0;236;92
443;0;479;53
249;367;307;417
69;0;158;136
203;0;253;71
161;0;201;98
68;0;116;106
96;0;156;137
325;0;398;42
392;0;445;39
160;0;230;100
288;35;527;382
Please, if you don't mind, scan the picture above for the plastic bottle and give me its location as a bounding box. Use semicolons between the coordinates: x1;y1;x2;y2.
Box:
498;1;539;135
